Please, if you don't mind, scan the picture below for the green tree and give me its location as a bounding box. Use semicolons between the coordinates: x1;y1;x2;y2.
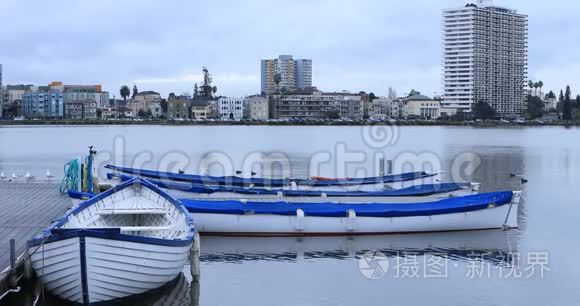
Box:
525;95;545;119
324;109;340;120
199;67;215;98
193;83;199;97
473;100;496;120
96;108;103;119
408;89;421;97
368;92;377;102
137;109;146;118
576;94;580;108
563;85;573;120
534;82;540;95
546;90;556;99
538;81;544;95
120;85;130;101
528;80;534;92
132;84;138;99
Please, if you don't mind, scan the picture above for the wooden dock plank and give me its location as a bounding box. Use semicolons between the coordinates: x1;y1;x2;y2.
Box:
0;181;73;276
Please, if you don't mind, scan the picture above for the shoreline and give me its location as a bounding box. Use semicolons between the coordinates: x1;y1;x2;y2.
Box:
0;119;578;127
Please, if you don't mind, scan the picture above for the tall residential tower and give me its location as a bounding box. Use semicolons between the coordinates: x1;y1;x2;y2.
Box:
0;64;3;118
442;0;528;116
261;55;312;94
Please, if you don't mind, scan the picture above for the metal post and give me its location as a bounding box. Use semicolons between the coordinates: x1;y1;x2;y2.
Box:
386;160;393;175
379;157;385;177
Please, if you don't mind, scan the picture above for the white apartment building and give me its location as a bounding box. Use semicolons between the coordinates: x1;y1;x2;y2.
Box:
244;96;269;120
218;97;244;120
442;0;528;116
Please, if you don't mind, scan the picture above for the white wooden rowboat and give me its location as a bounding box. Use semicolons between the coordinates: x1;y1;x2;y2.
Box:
181;191;521;236
27;177;195;305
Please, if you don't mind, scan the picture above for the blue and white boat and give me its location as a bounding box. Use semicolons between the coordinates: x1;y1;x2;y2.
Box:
181;191;521;236
107;172;480;201
27;177;195;305
104;164;440;190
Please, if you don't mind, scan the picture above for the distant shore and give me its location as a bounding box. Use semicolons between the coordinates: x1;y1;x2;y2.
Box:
1;119;578;127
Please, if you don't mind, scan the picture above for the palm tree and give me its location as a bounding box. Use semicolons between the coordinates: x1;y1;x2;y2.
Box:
538;81;544;97
120;85;130;101
534;82;540;96
274;72;281;95
528;80;534;93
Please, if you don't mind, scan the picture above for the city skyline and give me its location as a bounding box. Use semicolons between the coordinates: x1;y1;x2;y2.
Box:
0;0;577;98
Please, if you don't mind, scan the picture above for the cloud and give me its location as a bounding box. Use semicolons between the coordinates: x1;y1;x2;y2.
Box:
0;0;578;98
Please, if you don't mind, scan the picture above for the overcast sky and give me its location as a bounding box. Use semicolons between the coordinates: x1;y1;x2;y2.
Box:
0;0;578;98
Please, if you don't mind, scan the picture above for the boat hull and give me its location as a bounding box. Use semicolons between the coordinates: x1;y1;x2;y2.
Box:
188;191;520;236
28;236;191;304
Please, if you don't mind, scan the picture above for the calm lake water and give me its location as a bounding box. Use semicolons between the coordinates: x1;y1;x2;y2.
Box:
1;125;579;306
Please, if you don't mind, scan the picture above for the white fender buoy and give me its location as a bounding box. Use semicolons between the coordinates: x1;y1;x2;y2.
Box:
25;172;35;180
0;172;5;180
12;173;18;179
295;209;305;231
46;169;55;179
290;181;298;190
321;192;327;198
346;209;357;231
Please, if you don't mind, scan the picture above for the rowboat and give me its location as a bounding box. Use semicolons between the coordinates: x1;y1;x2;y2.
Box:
181;191;521;236
27;177;195;305
107;173;480;201
104;164;439;190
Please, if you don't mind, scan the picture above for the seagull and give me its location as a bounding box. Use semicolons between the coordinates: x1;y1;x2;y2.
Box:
235;170;242;175
0;172;5;180
178;169;185;174
12;173;18;180
25;172;35;180
46;169;55;179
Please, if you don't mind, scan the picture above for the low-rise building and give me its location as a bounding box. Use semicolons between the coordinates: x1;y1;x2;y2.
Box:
22;92;65;118
218;97;244;120
276;91;363;120
167;93;191;119
244;95;269;120
3;85;37;105
65;99;97;120
190;99;213;120
148;101;164;118
132;91;161;115
406;94;440;119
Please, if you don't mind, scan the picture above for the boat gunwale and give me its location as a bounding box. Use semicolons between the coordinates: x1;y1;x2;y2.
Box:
28;177;195;248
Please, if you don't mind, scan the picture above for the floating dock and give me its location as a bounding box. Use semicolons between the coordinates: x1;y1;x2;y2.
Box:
0;181;73;298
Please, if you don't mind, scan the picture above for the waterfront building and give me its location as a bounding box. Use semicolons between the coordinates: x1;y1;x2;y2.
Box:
65;99;97;120
218;97;244;120
276;91;363;120
244;95;269;120
4;85;37;105
369;97;408;120
131;91;161;115
261;55;313;94
442;0;528;116
148;101;164;118
22;92;65;118
190;100;211;120
406;94;440;119
47;82;110;109
167;93;191;119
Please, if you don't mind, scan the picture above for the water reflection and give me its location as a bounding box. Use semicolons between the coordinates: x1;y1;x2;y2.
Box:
200;229;519;267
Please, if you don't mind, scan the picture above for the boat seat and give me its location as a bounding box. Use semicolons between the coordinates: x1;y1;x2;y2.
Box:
98;209;170;215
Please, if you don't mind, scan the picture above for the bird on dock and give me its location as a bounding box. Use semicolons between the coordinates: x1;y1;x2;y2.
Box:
178;169;185;174
12;173;18;180
0;172;6;180
521;178;528;185
46;169;55;179
25;172;36;180
251;171;257;176
235;170;242;175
